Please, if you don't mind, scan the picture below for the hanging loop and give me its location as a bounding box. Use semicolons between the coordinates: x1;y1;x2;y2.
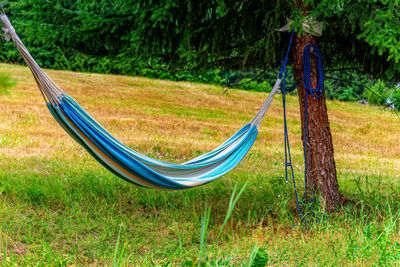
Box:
302;44;324;98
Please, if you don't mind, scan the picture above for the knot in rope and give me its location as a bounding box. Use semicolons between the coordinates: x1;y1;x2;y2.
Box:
0;14;15;41
280;56;289;73
302;44;324;98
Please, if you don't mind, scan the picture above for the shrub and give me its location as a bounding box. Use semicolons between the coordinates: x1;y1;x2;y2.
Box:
363;80;390;106
0;72;16;96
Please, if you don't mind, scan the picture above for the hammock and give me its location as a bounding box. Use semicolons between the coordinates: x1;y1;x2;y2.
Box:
0;13;281;190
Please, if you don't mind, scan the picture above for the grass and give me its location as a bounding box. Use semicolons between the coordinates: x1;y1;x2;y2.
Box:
0;62;400;265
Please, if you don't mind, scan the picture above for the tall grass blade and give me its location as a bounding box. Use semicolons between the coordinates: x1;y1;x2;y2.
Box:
113;224;124;267
245;243;259;267
216;181;248;242
199;203;212;259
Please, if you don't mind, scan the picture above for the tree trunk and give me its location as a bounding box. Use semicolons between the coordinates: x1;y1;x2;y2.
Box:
292;0;343;212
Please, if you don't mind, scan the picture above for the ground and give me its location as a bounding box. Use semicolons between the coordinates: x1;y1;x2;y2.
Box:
0;63;400;265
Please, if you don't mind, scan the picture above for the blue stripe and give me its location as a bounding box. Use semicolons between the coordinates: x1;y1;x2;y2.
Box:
62;95;251;169
49;94;259;190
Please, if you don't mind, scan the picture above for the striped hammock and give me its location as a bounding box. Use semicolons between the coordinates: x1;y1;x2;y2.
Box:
0;13;281;190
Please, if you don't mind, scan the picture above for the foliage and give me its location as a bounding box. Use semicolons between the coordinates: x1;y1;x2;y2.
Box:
365;80;390;106
1;0;398;79
251;248;269;267
324;70;367;101
235;79;272;92
390;87;400;110
357;0;400;78
308;0;400;79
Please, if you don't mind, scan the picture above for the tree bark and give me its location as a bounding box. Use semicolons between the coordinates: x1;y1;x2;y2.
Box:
292;0;343;212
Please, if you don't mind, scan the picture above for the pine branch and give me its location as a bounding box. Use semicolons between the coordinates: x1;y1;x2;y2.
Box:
146;64;198;72
325;75;400;118
325;67;361;72
226;68;268;87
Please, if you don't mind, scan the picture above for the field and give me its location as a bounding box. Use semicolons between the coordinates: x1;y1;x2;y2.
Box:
1;63;400;265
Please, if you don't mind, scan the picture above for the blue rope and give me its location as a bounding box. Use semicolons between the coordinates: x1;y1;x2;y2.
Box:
302;45;328;224
302;44;324;196
280;36;327;225
303;45;324;98
280;30;308;223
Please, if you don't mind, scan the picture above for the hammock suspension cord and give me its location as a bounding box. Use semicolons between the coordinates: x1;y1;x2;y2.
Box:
279;29;309;222
281;31;327;223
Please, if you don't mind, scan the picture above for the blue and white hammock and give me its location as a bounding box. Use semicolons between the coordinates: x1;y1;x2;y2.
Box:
1;14;281;190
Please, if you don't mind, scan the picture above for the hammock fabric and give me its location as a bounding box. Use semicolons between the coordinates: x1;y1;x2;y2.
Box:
0;14;281;190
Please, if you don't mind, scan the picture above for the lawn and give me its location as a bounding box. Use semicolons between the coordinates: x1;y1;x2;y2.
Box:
0;63;400;265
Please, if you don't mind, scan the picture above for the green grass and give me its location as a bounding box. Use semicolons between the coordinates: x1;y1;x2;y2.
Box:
0;63;400;265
